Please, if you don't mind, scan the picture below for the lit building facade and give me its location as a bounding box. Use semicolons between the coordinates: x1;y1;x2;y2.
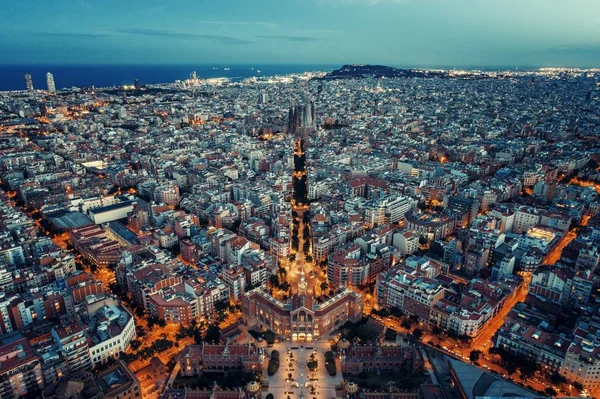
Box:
242;287;363;342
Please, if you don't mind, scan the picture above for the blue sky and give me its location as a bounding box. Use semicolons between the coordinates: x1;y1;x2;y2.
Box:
2;0;599;67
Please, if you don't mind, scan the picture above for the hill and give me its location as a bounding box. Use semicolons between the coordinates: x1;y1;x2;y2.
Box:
319;64;446;80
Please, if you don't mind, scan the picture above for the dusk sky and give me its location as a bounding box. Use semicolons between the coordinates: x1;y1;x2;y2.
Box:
2;0;600;67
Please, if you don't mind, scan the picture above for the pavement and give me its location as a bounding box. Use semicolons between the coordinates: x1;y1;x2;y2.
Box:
263;340;343;399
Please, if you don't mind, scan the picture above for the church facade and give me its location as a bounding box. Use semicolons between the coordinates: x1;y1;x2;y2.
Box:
241;287;363;342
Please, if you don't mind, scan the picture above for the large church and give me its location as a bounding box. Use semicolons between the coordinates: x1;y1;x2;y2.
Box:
242;285;363;342
241;102;363;342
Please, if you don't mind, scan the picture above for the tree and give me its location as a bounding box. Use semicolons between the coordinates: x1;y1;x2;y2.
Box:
130;339;142;351
462;335;473;345
205;323;221;343
519;358;538;377
136;326;147;338
549;372;566;384
505;362;517;375
307;360;318;371
215;300;229;312
271;350;280;360
432;326;442;336
152;338;175;352
469;350;482;363
325;360;337;376
401;319;412;330
356;325;373;342
544;387;557;397
412;329;423;340
268;358;280;376
216;312;227;323
302;240;310;253
266;394;274;399
573;382;583;391
269;274;280;287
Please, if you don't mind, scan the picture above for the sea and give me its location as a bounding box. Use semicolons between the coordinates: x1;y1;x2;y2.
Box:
0;64;339;92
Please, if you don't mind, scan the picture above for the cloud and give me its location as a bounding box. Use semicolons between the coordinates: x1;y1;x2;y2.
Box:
198;20;278;29
31;31;107;39
257;35;323;42
118;28;251;44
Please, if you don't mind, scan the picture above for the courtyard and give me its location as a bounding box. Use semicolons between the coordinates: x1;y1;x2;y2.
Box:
262;340;343;399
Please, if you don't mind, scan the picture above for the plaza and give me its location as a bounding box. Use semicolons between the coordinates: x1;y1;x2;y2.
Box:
262;340;343;399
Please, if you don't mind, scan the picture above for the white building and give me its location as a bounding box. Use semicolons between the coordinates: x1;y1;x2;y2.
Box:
222;266;246;301
89;201;136;224
88;303;136;367
0;244;25;267
513;206;542;234
562;322;600;390
393;229;419;256
364;195;416;228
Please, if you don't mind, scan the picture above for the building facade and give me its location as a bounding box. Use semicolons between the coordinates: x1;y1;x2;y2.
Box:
242;287;363;342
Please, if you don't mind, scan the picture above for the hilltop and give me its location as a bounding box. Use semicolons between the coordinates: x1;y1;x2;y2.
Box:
319;64;445;79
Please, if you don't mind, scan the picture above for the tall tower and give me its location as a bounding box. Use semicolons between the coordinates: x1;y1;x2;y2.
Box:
46;72;56;93
24;73;34;92
258;91;268;105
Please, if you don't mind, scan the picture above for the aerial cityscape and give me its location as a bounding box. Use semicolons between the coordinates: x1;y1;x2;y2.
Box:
2;2;600;399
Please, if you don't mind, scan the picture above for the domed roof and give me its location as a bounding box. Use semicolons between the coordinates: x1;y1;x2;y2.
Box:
345;381;359;393
246;381;261;392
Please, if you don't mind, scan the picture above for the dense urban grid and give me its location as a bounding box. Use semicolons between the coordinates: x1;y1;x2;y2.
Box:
0;66;600;399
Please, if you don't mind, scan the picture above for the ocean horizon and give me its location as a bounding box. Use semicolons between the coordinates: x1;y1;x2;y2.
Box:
0;63;579;92
0;64;340;92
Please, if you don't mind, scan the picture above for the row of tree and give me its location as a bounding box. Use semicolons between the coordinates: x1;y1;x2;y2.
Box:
268;350;280;376
325;351;337;376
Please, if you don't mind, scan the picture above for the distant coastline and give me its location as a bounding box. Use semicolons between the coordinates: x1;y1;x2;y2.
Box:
0;64;338;92
0;63;593;92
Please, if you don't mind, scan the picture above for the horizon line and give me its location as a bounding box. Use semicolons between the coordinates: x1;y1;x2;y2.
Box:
1;62;598;70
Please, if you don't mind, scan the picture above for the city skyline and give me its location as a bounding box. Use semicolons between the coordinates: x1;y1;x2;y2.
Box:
1;3;600;398
1;54;600;399
1;0;600;67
